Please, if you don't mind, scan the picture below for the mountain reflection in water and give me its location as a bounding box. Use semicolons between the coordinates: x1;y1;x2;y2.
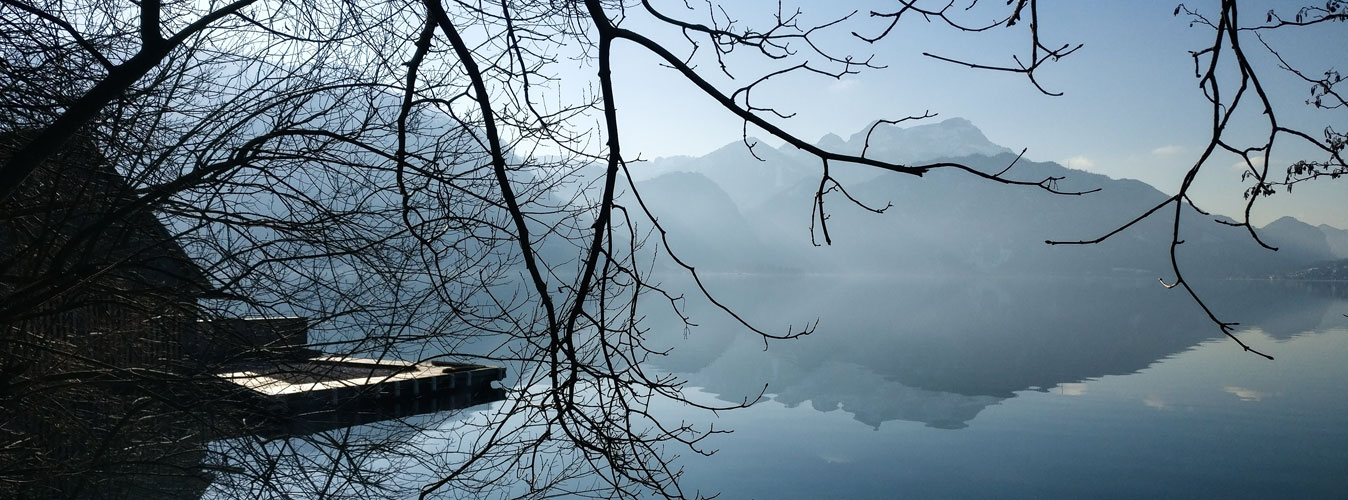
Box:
17;276;1342;499
636;275;1348;500
644;275;1348;429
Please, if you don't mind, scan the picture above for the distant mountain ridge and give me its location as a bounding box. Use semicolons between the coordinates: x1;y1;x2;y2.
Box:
626;118;1345;278
1318;223;1348;259
807;117;1012;164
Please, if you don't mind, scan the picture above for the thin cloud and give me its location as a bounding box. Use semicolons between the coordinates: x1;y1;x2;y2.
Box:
827;79;858;92
1151;145;1183;155
1231;155;1265;171
1064;154;1096;171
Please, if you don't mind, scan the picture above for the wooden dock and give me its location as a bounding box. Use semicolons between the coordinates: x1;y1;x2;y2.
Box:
214;355;506;435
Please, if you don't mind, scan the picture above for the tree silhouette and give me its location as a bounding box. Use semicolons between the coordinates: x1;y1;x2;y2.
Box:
1;0;1343;498
1048;1;1346;359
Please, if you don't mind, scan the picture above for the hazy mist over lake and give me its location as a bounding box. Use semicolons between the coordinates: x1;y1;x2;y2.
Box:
210;118;1348;498
245;273;1348;499
629;274;1348;499
572;118;1348;498
7;2;1347;498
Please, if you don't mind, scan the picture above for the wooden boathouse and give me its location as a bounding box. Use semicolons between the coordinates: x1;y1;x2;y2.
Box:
1;131;504;437
1;130;506;499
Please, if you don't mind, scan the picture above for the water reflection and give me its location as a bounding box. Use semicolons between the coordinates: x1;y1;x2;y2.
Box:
9;277;1344;498
1;376;217;499
2;382;503;499
203;394;505;500
646;276;1348;429
654;315;1348;499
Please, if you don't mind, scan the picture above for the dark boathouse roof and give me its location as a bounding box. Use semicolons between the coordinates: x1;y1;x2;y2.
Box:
0;128;502;417
0;130;210;307
2;129;504;498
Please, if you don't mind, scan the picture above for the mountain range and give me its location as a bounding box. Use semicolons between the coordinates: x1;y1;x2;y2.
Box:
624;117;1347;279
624;118;1348;430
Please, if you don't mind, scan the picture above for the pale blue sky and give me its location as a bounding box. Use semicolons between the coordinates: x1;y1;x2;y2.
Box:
597;1;1346;227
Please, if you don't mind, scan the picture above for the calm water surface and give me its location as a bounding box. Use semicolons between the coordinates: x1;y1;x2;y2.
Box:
214;276;1348;499
636;276;1348;499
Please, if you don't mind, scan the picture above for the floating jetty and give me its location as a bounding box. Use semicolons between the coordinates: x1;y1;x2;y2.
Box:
217;356;505;407
198;318;507;435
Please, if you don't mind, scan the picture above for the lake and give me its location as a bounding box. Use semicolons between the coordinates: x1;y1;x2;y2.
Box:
205;275;1348;499
635;275;1348;499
